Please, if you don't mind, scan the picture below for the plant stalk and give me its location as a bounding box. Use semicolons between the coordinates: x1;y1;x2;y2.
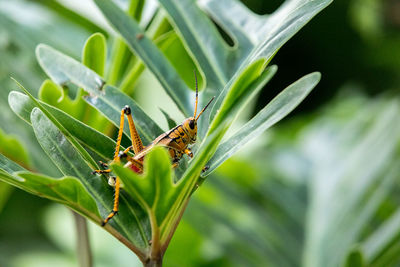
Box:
73;211;93;267
144;259;163;267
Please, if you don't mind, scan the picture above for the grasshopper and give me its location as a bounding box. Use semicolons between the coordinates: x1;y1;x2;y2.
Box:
93;73;214;226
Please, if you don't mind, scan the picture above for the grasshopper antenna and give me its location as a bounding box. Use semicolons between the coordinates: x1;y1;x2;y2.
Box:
196;96;215;121
193;70;199;118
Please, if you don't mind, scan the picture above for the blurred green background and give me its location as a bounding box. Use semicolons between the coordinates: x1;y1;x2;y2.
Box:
1;0;400;266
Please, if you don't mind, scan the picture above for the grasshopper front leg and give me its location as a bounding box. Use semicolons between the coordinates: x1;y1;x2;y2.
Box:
184;148;193;158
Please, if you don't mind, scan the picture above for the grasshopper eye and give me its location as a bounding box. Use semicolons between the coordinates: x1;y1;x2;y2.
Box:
189;119;195;130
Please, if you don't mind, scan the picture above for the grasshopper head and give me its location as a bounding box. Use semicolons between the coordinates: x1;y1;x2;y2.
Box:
183;117;197;143
183;71;215;144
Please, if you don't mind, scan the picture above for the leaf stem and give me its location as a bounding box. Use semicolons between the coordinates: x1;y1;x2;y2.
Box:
149;211;162;264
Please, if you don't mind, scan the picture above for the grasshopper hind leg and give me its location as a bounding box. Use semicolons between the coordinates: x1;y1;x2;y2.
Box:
99;105;145;226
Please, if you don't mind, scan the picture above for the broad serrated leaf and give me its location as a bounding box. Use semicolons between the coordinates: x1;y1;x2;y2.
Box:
204;72;320;176
112;147;181;227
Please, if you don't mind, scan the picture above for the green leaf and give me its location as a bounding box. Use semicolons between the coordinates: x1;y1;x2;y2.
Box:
159;0;332;122
30;107;151;257
36;44;105;93
37;79;108;132
33;0;107;36
204;72;320;176
83;33;107;76
94;0;192;116
209;59;274;132
112;147;180;226
127;0;145;21
8;91;116;160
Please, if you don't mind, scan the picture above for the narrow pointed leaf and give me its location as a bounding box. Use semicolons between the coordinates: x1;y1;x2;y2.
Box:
94;0;192;116
8;91;116;160
204;72;320;176
209;59;274;131
36;44;105;93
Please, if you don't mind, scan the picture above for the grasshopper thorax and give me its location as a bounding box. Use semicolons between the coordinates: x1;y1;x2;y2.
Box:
182;117;197;143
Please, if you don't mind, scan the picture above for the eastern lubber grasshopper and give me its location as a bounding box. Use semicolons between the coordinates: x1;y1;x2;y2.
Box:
92;73;214;226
